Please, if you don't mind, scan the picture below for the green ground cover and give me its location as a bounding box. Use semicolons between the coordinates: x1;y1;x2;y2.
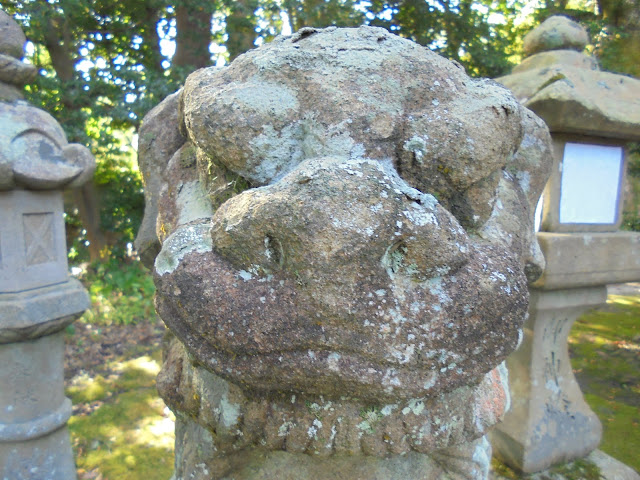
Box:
67;350;175;479
66;263;639;479
569;294;640;471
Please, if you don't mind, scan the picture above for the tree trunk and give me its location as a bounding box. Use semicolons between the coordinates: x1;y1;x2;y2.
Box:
42;8;109;262
72;185;108;261
174;1;212;71
226;0;259;61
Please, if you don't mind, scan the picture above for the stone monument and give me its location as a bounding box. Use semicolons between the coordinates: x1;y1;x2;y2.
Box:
492;15;640;474
0;10;95;479
137;26;553;479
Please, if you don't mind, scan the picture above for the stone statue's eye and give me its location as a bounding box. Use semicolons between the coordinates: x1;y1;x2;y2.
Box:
264;235;284;268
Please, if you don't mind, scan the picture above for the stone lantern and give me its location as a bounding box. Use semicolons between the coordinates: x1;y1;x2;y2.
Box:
0;11;95;479
492;15;640;473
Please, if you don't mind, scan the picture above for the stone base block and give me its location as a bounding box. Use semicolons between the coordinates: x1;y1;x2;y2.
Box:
0;426;77;480
173;414;493;480
491;287;605;473
490;450;640;480
0;332;77;480
0;190;69;293
0;278;89;343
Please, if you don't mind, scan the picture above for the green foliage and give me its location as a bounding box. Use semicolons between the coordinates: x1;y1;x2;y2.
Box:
284;0;365;31
622;210;640;231
95;152;145;258
492;456;604;480
367;0;527;77
358;405;383;433
622;146;640;232
78;259;156;326
66;137;145;263
548;458;603;480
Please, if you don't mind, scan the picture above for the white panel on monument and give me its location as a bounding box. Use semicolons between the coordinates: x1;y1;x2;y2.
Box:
559;143;623;224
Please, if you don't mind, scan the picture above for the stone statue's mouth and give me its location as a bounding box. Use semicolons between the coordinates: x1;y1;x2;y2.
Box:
155;236;528;401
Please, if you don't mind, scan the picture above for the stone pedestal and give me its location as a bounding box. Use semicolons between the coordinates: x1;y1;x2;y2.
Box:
490;287;604;473
491;231;640;472
0;11;95;479
0;332;77;479
0;190;90;480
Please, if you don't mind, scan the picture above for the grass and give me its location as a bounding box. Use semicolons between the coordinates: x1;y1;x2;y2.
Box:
66;260;174;479
569;294;640;471
67;350;175;480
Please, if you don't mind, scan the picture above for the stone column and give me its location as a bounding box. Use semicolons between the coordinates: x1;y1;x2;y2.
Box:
494;15;640;473
490;287;606;472
491;231;640;473
137;26;553;480
0;10;95;479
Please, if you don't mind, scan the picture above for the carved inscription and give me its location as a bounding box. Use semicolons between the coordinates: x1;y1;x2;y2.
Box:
23;212;56;265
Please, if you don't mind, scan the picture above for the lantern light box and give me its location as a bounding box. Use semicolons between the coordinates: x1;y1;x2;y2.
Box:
559;142;624;225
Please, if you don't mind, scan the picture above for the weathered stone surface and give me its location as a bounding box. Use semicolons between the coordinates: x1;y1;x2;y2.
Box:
172;418;493;480
0;10;27;59
490;286;605;473
498;15;640;142
0;332;77;479
523;16;589;56
498;66;640;141
0;10;35;104
0;190;70;292
156;157;529;401
0;53;36;86
532;232;640;289
134;90;185;267
0;279;89;343
155;143;207;244
146;26;553;480
160;336;501;479
0;81;22;102
512;49;598;74
0;103;95;190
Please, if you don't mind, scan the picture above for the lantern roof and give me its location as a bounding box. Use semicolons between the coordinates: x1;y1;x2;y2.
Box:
497;15;640;141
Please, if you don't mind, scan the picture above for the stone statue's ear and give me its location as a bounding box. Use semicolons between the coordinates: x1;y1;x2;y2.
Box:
62;143;96;189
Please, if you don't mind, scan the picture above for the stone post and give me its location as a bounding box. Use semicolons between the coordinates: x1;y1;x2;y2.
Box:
492;15;640;473
0;10;95;479
136;26;553;480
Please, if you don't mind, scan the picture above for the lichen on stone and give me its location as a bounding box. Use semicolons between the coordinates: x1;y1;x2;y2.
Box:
143;24;554;479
